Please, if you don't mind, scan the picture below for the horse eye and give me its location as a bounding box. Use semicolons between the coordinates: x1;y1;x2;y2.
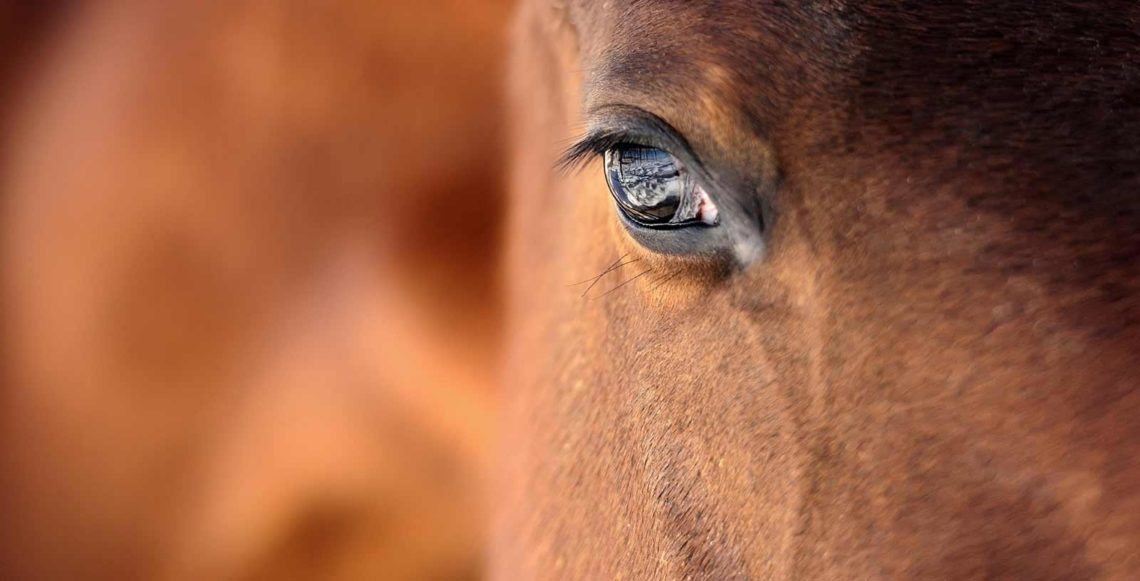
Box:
603;146;719;228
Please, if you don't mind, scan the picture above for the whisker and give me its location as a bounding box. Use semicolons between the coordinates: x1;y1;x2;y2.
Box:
578;256;643;298
592;268;654;300
648;268;684;291
567;253;630;287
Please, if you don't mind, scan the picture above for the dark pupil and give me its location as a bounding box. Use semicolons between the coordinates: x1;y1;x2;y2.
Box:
605;146;684;223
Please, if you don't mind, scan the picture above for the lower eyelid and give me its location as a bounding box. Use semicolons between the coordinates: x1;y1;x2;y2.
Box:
613;200;728;251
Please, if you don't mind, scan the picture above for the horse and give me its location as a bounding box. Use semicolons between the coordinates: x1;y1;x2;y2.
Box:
497;0;1140;578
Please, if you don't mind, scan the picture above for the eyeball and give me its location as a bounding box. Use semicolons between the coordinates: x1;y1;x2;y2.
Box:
604;146;719;228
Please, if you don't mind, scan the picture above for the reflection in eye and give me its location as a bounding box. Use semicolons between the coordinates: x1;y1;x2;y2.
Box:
604;146;719;227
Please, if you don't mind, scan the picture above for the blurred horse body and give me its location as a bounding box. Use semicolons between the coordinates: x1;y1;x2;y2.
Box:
1;1;508;579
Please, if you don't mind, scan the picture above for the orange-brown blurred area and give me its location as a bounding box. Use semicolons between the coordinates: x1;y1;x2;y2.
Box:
0;1;510;579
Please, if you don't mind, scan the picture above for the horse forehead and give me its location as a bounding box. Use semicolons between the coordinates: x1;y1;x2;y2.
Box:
554;1;1140;108
563;1;1140;171
563;0;838;67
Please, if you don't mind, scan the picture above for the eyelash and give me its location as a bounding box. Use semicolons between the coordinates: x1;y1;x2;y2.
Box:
557;107;700;175
557;130;635;173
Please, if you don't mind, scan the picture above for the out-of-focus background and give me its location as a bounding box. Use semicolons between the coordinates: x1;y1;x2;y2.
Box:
0;1;512;579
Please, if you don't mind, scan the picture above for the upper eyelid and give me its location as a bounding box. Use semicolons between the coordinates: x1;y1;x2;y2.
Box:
556;106;702;175
557;130;626;173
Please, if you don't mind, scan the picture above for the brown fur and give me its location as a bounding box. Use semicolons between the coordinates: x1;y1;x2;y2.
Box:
497;1;1140;578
